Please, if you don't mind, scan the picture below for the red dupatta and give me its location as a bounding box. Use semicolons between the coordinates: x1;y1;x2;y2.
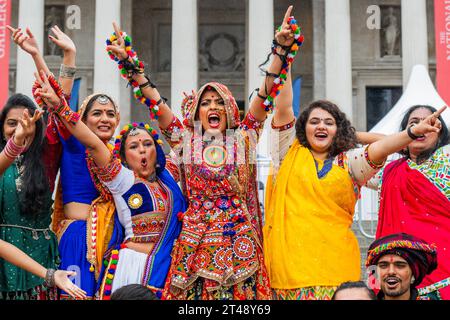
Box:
377;158;450;299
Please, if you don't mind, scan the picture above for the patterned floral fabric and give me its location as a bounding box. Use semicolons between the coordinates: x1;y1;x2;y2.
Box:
272;286;337;300
407;145;450;199
161;83;271;299
366;145;450;200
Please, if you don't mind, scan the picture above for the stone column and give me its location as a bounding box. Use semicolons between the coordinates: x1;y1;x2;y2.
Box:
247;0;274;158
171;0;198;119
313;0;326;100
16;0;44;96
118;0;132;125
401;0;428;87
94;0;121;104
325;0;353;121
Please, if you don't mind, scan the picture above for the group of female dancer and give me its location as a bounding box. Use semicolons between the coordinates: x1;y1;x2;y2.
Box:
1;6;449;300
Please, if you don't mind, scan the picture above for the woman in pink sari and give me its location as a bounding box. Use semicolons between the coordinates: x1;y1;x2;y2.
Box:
367;105;450;299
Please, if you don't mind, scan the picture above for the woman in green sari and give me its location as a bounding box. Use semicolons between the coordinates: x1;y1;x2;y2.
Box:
0;94;60;299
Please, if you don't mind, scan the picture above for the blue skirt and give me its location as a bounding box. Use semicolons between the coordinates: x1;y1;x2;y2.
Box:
58;220;96;298
58;217;124;299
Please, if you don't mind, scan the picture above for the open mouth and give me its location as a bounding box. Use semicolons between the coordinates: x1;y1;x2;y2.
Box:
141;158;148;168
416;136;426;142
314;132;328;139
98;125;111;132
208;113;221;128
385;277;400;288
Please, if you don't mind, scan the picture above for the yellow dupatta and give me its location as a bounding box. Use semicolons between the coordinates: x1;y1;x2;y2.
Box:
264;140;360;289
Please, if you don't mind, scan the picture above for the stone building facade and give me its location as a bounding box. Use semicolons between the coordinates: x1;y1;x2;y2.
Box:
7;0;436;277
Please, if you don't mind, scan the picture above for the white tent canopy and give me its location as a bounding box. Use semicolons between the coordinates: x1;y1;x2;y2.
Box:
370;64;450;134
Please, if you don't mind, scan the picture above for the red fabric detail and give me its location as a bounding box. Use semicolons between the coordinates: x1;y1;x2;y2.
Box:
44;90;72;144
45;114;72;144
42;139;62;192
165;157;180;182
378;159;450;299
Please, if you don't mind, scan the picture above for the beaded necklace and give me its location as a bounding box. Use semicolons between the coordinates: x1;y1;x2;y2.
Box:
191;139;237;181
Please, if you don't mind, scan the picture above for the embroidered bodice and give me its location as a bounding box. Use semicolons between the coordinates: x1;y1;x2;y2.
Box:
94;161;176;244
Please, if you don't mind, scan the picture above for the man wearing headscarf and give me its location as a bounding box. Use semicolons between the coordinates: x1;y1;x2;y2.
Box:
366;233;438;300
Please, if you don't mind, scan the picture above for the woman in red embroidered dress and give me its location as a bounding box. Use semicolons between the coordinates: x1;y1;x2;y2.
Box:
106;6;301;299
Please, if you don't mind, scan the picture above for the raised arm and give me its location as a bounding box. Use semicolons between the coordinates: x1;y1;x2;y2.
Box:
7;25;77;97
0;239;86;299
7;25;51;74
48;25;77;97
0;109;43;175
249;5;302;123
106;23;174;129
33;71;110;167
367;106;448;164
273;68;294;126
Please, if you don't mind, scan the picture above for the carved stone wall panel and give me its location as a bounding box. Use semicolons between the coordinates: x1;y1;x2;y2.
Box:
199;25;245;73
157;24;172;72
427;0;436;62
379;5;402;58
351;0;402;66
44;4;65;57
43;0;95;66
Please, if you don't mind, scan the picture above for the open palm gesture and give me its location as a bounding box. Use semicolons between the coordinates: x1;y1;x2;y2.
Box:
7;26;40;56
54;270;87;300
48;25;76;54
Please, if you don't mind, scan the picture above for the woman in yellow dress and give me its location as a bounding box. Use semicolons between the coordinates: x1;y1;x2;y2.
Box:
264;69;445;300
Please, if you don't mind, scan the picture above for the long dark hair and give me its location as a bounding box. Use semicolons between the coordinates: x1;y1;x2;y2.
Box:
400;105;449;163
295;100;358;158
0;94;49;216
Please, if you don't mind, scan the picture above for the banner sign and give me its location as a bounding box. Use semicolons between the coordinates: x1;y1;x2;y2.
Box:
434;0;450;106
0;0;11;109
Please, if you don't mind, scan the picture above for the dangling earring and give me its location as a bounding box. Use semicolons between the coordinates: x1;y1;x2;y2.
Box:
411;276;415;284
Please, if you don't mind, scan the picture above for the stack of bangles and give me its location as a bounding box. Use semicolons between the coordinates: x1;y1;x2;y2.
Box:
44;268;56;287
106;32;162;120
3;137;26;160
59;64;77;79
259;16;304;113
